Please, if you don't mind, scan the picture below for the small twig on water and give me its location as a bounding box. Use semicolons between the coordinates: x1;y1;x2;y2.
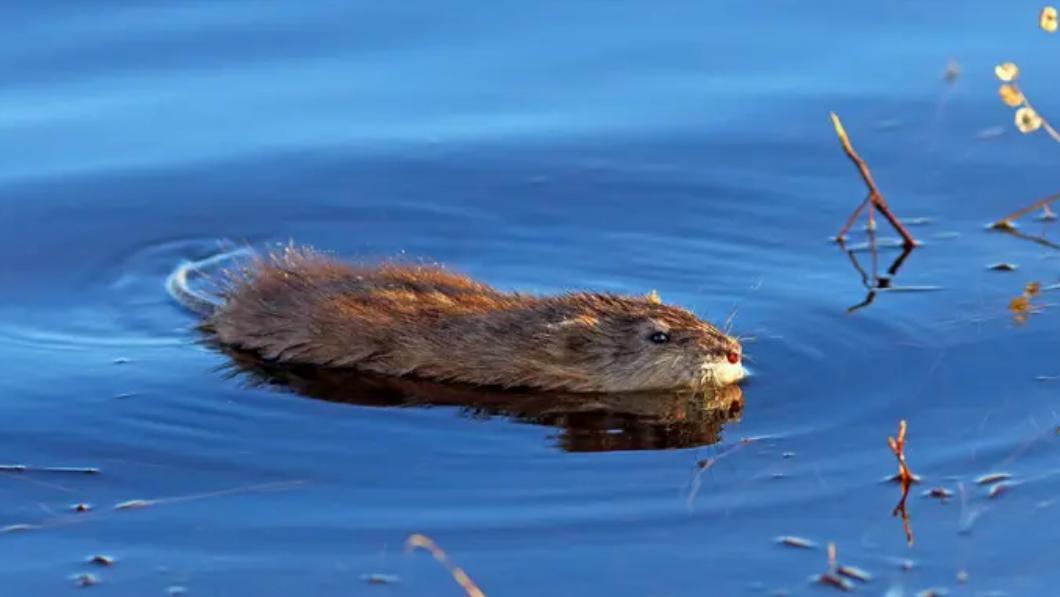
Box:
813;542;853;591
0;480;306;534
810;541;872;591
686;436;760;508
829;113;917;248
989;191;1060;230
887;420;916;547
0;465;100;474
406;534;486;597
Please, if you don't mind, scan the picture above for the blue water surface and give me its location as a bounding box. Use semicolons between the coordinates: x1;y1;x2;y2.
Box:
2;1;1059;595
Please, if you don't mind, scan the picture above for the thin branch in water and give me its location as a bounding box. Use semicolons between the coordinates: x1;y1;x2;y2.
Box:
887;420;916;547
686;436;761;509
406;534;486;597
989;191;1060;231
0;465;100;474
0;480;306;533
839;236;925;313
829;113;918;248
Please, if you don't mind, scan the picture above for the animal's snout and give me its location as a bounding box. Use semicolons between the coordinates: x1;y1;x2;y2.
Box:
704;359;746;386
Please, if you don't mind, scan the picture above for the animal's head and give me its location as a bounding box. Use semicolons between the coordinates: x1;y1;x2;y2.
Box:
553;295;745;393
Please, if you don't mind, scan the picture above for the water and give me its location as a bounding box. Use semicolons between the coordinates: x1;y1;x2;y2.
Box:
2;1;1059;595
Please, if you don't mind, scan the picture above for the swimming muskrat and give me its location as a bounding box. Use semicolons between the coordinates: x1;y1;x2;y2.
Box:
167;246;746;393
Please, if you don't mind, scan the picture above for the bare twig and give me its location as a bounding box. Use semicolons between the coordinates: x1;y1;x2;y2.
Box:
406;534;486;597
0;465;100;474
0;480;305;534
887;420;916;547
830;113;917;248
687;436;759;508
989;191;1060;230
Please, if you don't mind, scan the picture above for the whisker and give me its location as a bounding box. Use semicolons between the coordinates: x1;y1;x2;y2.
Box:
723;306;739;335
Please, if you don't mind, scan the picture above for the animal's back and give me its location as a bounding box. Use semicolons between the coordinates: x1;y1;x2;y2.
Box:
203;247;519;368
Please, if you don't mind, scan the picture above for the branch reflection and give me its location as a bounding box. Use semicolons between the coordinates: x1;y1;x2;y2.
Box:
837;229;939;312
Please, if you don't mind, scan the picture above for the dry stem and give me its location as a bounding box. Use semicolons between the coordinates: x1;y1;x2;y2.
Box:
887;420;915;547
406;534;486;597
830;113;917;248
989;191;1060;230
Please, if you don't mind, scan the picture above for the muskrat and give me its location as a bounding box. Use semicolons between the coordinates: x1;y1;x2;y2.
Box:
167;245;746;393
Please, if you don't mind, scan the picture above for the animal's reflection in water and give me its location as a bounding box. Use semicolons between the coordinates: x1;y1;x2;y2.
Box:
219;347;745;453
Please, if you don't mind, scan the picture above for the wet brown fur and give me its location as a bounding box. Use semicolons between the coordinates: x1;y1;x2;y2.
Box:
201;247;742;393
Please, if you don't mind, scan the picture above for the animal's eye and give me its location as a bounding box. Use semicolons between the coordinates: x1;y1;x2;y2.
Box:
726;350;740;364
649;332;670;344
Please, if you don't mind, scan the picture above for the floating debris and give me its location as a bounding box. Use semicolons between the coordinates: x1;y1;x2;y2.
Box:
1009;282;1045;324
1;524;38;534
923;487;954;501
71;503;93;513
810;542;869;591
943;58;960;82
988;482;1015;499
991;193;1060;229
782;452;796;459
73;573;99;588
114;499;154;511
987;263;1018;272
813;573;853;592
0;464;99;474
885;472;923;484
975;472;1012;485
87;555;115;567
361;573;400;585
112;357;130;365
776;535;816;549
837;565;872;583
